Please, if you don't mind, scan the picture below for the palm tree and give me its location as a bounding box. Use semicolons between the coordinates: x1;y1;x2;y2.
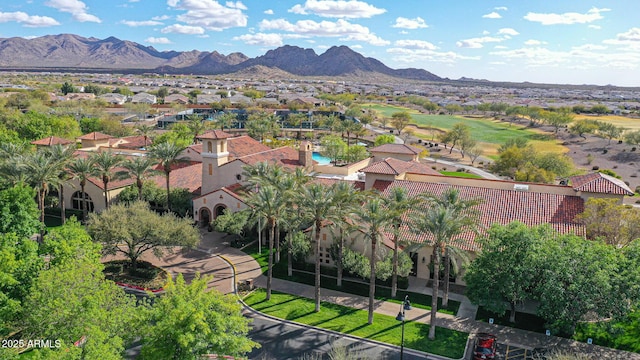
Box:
214;112;237;131
117;156;160;201
148;142;187;212
135;124;155;148
357;196;391;325
330;181;362;287
45;144;76;225
24;151;64;225
246;185;286;301
423;188;481;307
91;151;124;210
384;187;420;298
67;157;96;220
410;189;481;340
185;115;206;144
282;167;311;276
297;183;337;312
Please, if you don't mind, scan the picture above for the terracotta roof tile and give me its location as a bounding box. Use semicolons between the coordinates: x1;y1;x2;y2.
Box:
232;146;301;170
369;143;422;155
569;172;634;196
374;179;585;252
30;136;74;146
78;132;112;140
361;158;440;176
150;163;202;194
117;135;153;149
196;130;234;140
228;136;271;159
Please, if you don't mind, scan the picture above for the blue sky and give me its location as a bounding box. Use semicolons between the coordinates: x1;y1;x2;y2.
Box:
1;1;639;86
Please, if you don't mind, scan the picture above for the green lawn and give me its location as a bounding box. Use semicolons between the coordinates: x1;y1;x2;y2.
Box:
364;103;566;155
244;244;461;315
440;171;483;179
244;289;468;358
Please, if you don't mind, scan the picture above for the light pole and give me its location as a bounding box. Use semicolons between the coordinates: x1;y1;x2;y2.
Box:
395;294;412;360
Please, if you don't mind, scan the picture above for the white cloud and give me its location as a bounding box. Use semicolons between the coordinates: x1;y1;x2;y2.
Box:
0;11;60;27
161;24;205;34
524;39;546;46
233;33;283;46
168;0;248;31
524;7;610;25
152;15;171;21
121;20;163;27
146;37;172;44
259;18;389;45
482;12;501;19
588;25;601;30
44;0;101;23
289;0;386;18
495;7;508;11
392;17;428;29
457;36;503;49
387;47;478;65
225;1;247;10
617;27;640;42
498;28;519;36
264;9;274;15
394;39;437;50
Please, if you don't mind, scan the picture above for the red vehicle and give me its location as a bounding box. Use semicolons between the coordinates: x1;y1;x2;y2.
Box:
473;333;497;360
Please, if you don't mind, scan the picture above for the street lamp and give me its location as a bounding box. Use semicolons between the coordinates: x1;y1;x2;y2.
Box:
395;295;412;360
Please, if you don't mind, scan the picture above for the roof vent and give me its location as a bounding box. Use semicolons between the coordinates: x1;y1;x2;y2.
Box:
513;184;529;191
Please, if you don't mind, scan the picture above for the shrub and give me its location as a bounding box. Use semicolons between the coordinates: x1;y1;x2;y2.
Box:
603;149;608;154
592;166;600;170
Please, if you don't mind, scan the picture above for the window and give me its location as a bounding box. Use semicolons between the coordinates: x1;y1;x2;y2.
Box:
71;191;94;212
207;141;212;152
322;233;326;241
325;259;330;264
208;164;212;175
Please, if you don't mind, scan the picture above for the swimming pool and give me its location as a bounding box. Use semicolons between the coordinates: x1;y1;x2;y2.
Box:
312;152;332;165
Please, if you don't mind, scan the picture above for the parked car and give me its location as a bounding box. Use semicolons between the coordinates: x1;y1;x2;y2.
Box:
473;333;497;360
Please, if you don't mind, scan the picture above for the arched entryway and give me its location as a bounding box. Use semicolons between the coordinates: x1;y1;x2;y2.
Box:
199;207;211;227
213;204;227;219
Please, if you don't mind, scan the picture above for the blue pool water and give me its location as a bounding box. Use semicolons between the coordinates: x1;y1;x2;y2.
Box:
312;152;332;165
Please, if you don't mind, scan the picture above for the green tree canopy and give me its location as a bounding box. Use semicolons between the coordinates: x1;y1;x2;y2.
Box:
22;258;136;360
87;201;199;271
139;273;259;359
373;134;396;146
0;184;40;238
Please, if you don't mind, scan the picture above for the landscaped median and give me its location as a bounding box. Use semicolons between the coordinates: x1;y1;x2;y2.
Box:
243;289;469;359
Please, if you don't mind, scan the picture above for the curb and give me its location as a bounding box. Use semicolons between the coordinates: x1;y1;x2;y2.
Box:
216;253;469;360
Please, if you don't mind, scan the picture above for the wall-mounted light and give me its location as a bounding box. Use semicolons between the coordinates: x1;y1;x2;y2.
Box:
219;195;224;199
422;257;426;264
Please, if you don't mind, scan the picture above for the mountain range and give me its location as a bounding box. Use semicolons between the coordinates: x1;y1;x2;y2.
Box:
0;34;441;81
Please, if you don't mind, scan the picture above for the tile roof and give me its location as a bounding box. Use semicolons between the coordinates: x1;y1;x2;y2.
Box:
189;135;271;159
360;158;440;176
569;172;634;196
30;136;74;146
369;143;422;155
374;179;585;252
232;146;301;170
117;135;153;149
196;130;234;140
150;163;202;195
78;132;112;140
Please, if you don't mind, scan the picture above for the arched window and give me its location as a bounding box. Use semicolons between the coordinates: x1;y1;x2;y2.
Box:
71;191;94;212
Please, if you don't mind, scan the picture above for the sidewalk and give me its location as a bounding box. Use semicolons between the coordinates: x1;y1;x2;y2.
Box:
201;231;639;360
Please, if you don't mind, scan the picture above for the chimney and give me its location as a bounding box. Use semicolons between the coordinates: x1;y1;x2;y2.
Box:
299;141;313;168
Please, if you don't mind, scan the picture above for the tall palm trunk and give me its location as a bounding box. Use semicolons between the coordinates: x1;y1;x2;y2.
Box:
80;182;87;221
102;176;109;210
287;232;293;277
429;248;442;340
59;184;66;225
368;233;377;325
267;219;275;300
275;224;280;263
38;187;46;224
137;178;144;201
391;223;399;298
336;228;344;287
314;221;321;312
164;170;171;212
443;248;451;308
